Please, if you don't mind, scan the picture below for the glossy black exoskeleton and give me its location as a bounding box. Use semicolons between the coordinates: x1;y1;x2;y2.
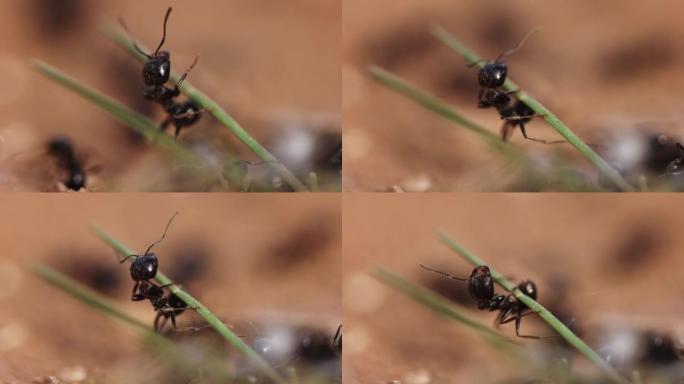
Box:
47;136;86;191
420;264;541;338
160;100;203;138
471;29;538;104
153;291;188;331
120;8;203;138
120;212;178;301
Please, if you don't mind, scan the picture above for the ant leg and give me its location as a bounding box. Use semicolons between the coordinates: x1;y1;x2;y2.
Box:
519;123;567;145
159;116;173;133
154;311;164;331
513;314;542;339
131;281;144;301
500;122;514;142
170;312;177;329
119;254;138;264
177;56;200;87
467;59;484;68
503;114;546;122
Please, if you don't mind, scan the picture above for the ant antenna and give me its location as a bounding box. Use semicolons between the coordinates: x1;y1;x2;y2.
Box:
332;324;342;348
177;55;200;87
144;211;180;255
495;28;541;62
419;264;467;281
118;17;150;58
154;7;173;56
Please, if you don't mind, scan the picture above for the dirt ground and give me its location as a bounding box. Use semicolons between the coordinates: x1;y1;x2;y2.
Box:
343;0;684;191
343;194;684;383
0;0;341;191
0;194;341;382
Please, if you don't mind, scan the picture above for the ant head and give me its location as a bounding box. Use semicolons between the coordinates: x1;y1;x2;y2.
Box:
120;8;173;87
130;253;158;281
518;280;537;300
476;28;540;88
478;62;508;88
666;143;684;175
467;265;495;304
142;52;171;86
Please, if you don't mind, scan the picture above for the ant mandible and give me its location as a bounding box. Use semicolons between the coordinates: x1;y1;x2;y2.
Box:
420;264;541;339
47;136;87;191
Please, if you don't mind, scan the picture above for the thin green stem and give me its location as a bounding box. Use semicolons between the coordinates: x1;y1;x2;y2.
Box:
372;266;515;346
308;172;320;192
92;224;287;384
33;60;199;166
33;264;235;381
32;60;250;189
101;23;308;192
431;26;635;192
369;65;522;161
435;230;631;384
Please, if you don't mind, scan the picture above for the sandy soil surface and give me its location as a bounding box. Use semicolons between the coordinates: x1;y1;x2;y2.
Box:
0;194;341;382
0;0;341;191
343;194;684;383
343;0;684;191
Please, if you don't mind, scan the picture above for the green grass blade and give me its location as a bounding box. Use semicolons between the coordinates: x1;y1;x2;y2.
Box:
436;230;631;384
431;26;635;192
101;23;308;192
372;266;516;346
33;60;201;166
33;264;235;381
92;225;287;384
369;65;522;161
33;263;150;330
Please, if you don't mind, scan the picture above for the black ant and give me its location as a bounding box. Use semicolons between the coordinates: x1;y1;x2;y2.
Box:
118;211;190;331
420;264;541;339
119;7;204;138
47;136;86;191
470;29;539;103
666;143;684;175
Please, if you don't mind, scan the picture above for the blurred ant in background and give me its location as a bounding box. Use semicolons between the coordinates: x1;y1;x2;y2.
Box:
119;7;203;138
666;142;684;175
47;136;86;191
118;211;191;331
420;264;541;338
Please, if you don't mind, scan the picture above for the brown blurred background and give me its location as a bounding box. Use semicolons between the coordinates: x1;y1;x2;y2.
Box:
0;0;340;191
343;194;684;382
343;0;684;191
0;194;340;381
